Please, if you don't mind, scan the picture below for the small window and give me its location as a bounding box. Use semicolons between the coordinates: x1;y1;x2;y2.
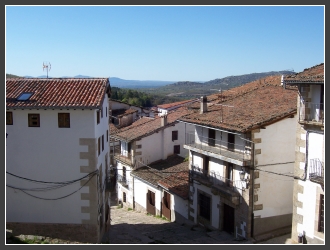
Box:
28;114;40;127
106;130;108;142
318;194;324;232
98;137;101;155
174;145;180;154
17;92;33;101
101;107;103;118
106;107;108;117
97;110;100;124
172;131;178;141
58;113;70;128
102;135;104;151
6;112;13;125
123;192;126;203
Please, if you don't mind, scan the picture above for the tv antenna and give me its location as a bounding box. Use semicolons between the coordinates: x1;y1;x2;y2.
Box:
211;88;235;122
43;62;51;78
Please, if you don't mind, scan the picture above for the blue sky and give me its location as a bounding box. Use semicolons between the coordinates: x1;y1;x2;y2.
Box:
5;6;324;81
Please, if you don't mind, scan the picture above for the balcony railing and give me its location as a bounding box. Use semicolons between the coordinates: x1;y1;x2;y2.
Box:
299;102;324;124
112;145;134;166
309;158;324;185
185;132;252;163
190;165;245;191
117;173;129;188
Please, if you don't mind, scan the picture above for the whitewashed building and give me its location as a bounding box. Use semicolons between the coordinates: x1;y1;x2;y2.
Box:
6;77;111;243
283;63;324;244
177;75;298;241
110;107;194;222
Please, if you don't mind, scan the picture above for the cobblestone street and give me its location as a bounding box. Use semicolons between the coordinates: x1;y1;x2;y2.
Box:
102;194;251;244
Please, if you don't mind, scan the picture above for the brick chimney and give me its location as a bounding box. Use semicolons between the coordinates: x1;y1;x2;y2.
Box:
200;96;207;114
161;115;167;126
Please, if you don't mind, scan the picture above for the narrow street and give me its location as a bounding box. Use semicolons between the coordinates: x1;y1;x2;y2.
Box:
102;194;251;244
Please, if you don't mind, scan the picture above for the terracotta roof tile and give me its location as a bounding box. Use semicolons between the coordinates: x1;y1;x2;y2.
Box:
111;106;193;142
178;75;298;133
157;99;198;109
6;78;110;109
283;63;324;84
131;155;189;199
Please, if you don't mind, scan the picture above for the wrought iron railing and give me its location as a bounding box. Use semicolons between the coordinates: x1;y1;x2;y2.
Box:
112;145;134;166
309;158;324;184
299;102;324;124
185;132;252;162
117;173;129;187
190;165;245;191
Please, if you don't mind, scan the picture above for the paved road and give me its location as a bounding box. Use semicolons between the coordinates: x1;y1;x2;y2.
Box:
102;195;251;244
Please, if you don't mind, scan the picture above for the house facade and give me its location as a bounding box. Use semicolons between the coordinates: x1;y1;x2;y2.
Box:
109;107;194;222
6;77;111;243
283;63;324;244
177;76;298;241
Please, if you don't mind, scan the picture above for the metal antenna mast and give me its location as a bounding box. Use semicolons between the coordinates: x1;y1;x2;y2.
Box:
211;88;235;123
43;62;51;78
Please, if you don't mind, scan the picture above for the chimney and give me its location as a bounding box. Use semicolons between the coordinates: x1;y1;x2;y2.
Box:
200;96;207;114
161;115;167;126
281;75;286;89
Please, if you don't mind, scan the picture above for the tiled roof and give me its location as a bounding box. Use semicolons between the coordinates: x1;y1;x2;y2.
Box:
283;63;324;84
111;106;192;142
178;75;298;133
112;108;138;118
158;99;198;110
6;78;110;109
131;155;189;199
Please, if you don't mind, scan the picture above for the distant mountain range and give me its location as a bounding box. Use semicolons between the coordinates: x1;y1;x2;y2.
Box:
6;70;295;90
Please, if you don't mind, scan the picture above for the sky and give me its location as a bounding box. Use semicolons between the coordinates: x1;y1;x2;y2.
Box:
5;5;324;82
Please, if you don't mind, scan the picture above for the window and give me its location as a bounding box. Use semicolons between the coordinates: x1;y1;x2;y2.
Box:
208;129;215;146
174;145;180;154
106;130;108;142
17;92;33;101
318;194;324;232
98;137;101;155
102;135;104;151
58;113;70;128
198;192;211;221
123;192;126;203
106;107;108;117
228;133;235;151
6;112;13;125
28;114;40;127
97;110;100;124
101;107;103;118
203;156;209;176
172;131;178;141
226;163;233;187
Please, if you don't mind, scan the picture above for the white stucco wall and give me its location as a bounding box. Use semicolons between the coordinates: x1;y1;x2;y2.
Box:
133;177;161;212
172;194;188;220
295;131;324;240
253;116;296;218
6;95;110;224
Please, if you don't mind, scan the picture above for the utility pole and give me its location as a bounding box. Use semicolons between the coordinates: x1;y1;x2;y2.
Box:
43;62;51;78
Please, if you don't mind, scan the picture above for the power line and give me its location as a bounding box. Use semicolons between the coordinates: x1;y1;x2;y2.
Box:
7;172;98;200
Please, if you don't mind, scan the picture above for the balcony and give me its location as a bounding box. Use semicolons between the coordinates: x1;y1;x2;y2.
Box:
112;145;134;166
309;158;324;185
190;165;245;205
117;173;130;188
299;103;324;125
184;133;252;166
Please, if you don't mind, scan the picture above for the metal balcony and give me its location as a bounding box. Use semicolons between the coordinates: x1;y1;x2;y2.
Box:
299;103;324;125
117;174;130;188
309;158;324;185
184;132;252;166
